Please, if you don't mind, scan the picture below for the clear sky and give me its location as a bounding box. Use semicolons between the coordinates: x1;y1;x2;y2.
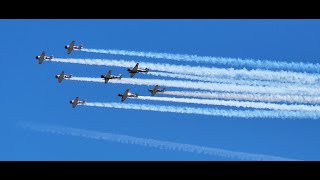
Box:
1;19;320;160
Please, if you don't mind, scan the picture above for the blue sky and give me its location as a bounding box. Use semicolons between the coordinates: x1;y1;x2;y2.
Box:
1;19;320;160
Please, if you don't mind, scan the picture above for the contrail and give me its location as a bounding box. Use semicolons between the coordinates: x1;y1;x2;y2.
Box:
162;91;320;104
80;48;320;73
148;71;319;88
18;122;296;161
50;58;319;84
81;102;320;119
67;77;320;96
135;96;320;112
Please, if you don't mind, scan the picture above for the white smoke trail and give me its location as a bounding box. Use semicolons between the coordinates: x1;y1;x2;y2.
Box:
162;91;320;104
18;122;296;161
81;102;320;119
80;48;320;73
68;77;320;96
148;71;319;88
135;96;320;112
50;58;319;84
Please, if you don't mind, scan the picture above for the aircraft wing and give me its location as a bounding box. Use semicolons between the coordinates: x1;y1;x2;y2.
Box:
151;91;157;96
58;71;65;83
151;85;158;96
72;97;79;108
38;58;44;64
132;63;139;72
67;47;73;54
70;40;75;47
106;70;111;79
121;89;129;102
104;70;112;83
67;41;75;54
38;51;45;64
154;85;158;90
